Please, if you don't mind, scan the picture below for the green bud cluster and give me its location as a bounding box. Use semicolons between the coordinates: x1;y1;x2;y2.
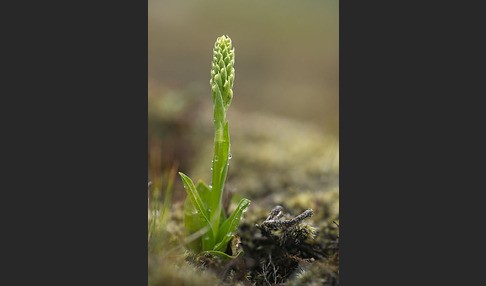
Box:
210;35;235;111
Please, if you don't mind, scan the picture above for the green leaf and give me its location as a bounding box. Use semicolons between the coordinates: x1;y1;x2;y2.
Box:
195;181;211;211
214;198;250;252
184;181;213;252
196;180;221;229
218;121;230;194
179;172;215;249
220;207;226;224
184;198;202;252
210;85;226;223
179;173;209;219
210;121;231;232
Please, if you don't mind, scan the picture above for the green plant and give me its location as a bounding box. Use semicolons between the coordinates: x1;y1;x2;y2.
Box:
179;35;250;258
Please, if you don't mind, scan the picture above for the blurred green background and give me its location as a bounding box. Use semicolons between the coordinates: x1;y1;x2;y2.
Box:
149;0;338;131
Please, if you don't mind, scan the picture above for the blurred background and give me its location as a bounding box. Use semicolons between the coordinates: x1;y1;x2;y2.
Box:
149;0;338;180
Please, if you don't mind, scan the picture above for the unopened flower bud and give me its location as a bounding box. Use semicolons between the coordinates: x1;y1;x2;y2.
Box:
210;35;235;111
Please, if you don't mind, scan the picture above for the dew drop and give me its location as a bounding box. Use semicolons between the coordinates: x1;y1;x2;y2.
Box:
228;153;232;160
209;185;212;189
242;203;250;213
214;155;219;162
192;209;198;214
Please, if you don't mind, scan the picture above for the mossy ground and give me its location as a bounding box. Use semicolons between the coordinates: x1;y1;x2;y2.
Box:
148;106;338;285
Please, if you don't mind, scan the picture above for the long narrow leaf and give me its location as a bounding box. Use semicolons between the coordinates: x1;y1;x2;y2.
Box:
210;84;229;233
220;207;226;224
214;198;250;252
184;198;203;252
218;121;230;199
195;180;211;214
179;172;215;249
179;172;209;219
184;180;212;252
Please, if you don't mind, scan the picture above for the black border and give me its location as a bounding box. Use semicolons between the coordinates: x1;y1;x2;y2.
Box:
340;0;482;284
6;1;149;284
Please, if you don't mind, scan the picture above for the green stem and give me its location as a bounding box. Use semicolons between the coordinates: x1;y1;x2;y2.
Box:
210;117;230;234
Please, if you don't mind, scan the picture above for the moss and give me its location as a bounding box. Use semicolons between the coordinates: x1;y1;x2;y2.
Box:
286;258;339;286
148;255;221;286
